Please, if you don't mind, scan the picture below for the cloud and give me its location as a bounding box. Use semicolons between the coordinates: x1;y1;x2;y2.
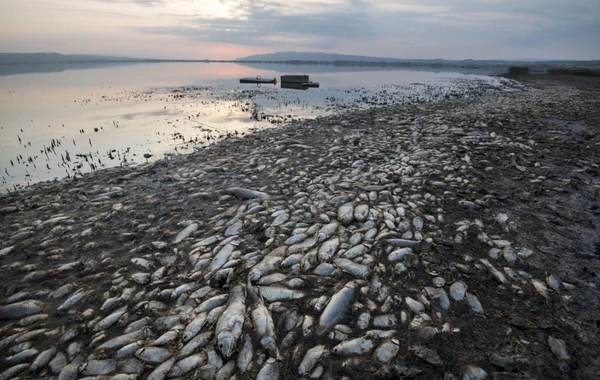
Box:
95;0;164;6
135;0;374;49
2;0;598;59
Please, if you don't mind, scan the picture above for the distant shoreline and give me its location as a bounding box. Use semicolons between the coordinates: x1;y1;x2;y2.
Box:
3;59;598;69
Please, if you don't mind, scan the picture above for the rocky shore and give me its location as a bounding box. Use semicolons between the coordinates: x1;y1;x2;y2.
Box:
1;75;599;379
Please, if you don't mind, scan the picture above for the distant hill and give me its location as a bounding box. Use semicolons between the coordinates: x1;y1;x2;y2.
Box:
0;53;150;64
236;52;600;68
236;52;406;62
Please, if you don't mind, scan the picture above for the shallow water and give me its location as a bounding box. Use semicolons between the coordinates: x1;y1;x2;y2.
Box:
0;62;524;193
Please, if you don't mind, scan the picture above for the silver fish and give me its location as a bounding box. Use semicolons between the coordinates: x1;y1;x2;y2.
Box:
236;334;253;373
169;353;207;377
0;300;44;320
333;336;375;355
183;313;208;342
298;345;327;375
135;346;172;364
224;187;269;199
338;202;355;225
147;357;176;380
257;357;279;380
92;306;127;332
318;237;340;262
333;258;371;278
250;286;280;359
215;285;246;358
317;222;339;242
317;282;356;335
173;222;198;244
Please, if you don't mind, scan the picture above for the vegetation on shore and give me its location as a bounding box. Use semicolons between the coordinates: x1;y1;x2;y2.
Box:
506;65;600;77
507;66;530;75
546;67;600;77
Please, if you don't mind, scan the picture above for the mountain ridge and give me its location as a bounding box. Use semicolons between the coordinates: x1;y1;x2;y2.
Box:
0;52;150;64
236;51;599;65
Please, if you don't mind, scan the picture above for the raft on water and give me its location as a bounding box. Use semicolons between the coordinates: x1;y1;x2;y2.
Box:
239;76;277;85
280;75;319;89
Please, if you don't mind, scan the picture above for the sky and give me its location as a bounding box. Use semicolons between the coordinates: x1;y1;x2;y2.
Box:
0;0;598;60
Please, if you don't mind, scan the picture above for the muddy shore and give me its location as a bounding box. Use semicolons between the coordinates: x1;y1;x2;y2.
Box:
0;75;599;379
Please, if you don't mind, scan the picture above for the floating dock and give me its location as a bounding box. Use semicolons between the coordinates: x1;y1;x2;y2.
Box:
239;76;277;85
280;75;319;89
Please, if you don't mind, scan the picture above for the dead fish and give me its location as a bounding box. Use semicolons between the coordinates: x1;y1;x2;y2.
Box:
224;187;269;199
6;348;38;366
0;246;15;258
338;202;354;225
405;296;425;313
409;345;443;366
178;331;213;359
466;293;484;314
250;285;280;359
135;346;172;364
1;364;30;379
225;220;243;236
317;282;356;335
147;357;176;380
318;237;340;262
531;279;548;299
30;347;57;373
317;222;339;242
480;259;507;283
333;336;375;355
191;235;221;248
80;359;117;376
208;244;235;272
298;345;327;375
257;357;279;380
333;258;371;278
173;222;198;244
57;290;85;311
388;248;413;262
236;334;253;373
343;244;369;259
374;339;400;363
0;300;44;320
92;306;127;332
354;204;369;222
196;294;229;313
183;313;208;342
10;231;33;240
169;353;207;377
96;327;148;351
449;281;467;301
384;239;419;248
152;326;182;346
259;286;305;302
215;285;246;359
548;336;570;360
546;274;562;292
461;365;488;380
116;341;144;359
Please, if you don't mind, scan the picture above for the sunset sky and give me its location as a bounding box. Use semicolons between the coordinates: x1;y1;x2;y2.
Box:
0;0;598;60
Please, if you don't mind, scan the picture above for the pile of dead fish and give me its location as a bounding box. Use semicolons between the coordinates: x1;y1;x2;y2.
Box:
0;84;588;379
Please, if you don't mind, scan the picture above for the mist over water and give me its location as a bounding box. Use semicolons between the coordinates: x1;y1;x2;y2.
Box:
0;62;525;193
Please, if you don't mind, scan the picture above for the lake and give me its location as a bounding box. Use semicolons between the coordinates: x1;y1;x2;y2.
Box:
0;62;526;193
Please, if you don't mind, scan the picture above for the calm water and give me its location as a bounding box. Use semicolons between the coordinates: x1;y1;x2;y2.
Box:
0;62;524;193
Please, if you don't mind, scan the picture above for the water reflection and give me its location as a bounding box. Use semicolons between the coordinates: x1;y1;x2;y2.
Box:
0;62;526;193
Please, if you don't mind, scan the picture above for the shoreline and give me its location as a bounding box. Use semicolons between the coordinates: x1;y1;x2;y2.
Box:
1;76;599;378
